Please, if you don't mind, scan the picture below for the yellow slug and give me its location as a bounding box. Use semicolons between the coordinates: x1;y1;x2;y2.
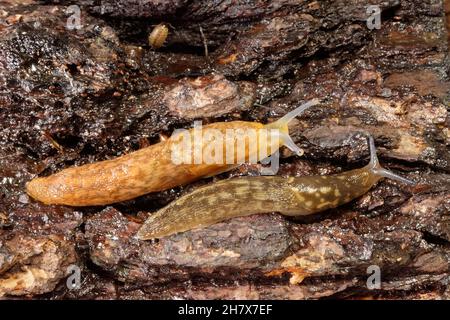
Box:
137;136;414;240
26;100;319;206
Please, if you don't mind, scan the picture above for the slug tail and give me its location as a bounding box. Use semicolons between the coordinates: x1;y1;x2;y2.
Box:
367;136;415;185
265;99;320;156
136;177;283;240
136;179;255;240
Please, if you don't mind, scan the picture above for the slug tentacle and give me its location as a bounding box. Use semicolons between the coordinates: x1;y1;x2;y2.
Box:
276;132;304;156
367;136;415;185
267;99;320;130
265;99;320;156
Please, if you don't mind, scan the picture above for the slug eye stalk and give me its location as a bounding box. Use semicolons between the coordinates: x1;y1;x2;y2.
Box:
366;135;415;185
265;99;320;156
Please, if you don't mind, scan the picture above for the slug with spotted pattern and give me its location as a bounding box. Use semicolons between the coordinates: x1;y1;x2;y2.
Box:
137;136;414;240
26;100;319;206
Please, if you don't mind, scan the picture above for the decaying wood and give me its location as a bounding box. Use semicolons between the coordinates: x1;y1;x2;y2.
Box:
0;0;449;299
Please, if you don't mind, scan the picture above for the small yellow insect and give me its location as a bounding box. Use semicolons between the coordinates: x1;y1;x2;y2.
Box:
148;23;169;49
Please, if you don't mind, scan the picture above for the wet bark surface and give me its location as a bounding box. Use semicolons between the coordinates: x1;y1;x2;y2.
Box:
0;0;449;299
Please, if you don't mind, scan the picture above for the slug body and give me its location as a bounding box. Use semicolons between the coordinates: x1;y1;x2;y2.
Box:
137;136;414;239
26;100;319;206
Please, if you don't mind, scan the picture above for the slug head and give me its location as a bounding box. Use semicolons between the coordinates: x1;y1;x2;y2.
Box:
265;99;320;156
